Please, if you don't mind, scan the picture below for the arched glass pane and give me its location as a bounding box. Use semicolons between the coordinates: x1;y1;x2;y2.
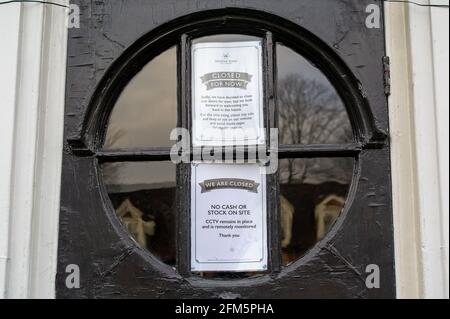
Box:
102;162;176;266
104;47;177;149
279;157;353;266
277;44;353;144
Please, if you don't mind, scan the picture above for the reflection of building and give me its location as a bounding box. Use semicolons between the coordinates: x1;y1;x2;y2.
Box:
315;195;345;241
109;185;177;265
280;181;349;265
116;198;156;248
280;195;294;249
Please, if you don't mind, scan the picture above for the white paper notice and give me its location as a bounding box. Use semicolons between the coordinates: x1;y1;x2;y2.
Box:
191;163;267;272
192;41;265;146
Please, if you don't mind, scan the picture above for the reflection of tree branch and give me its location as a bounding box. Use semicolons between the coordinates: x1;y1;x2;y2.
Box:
278;74;352;183
278;74;350;145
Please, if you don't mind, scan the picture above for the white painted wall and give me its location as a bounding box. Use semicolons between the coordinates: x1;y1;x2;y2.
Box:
385;2;423;299
406;0;448;299
386;0;449;299
0;0;68;299
429;1;449;299
0;0;447;299
0;1;22;300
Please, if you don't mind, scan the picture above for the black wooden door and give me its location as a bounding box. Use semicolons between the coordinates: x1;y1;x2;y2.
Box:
57;0;395;298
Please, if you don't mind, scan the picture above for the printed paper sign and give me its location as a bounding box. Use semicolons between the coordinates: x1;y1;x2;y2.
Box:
191;163;267;272
192;41;265;146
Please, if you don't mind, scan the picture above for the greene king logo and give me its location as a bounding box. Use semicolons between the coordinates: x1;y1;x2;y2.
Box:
200;72;253;90
199;178;260;193
215;52;237;64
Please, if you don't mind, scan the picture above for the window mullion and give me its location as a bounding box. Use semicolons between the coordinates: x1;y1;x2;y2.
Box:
278;143;362;159
95;148;172;162
265;31;282;272
176;34;191;276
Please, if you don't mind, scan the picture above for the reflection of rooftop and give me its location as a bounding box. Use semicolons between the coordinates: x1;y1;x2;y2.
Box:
102;161;176;193
285;177;350;185
106;181;176;194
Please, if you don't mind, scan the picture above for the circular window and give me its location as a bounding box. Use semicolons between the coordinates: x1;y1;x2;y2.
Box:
89;12;372;278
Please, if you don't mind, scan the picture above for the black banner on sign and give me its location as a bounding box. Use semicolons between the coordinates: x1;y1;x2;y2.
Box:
204;79;249;90
199;178;260;193
200;72;253;90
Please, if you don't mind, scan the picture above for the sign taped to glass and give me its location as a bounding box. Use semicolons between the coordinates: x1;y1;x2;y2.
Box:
192;41;265;146
191;163;268;272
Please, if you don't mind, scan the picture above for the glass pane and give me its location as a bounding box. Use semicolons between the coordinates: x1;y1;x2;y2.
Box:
277;44;353;144
101;161;176;266
104;47;177;149
278;158;353;266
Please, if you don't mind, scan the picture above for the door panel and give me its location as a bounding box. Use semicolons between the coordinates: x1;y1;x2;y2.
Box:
57;0;394;298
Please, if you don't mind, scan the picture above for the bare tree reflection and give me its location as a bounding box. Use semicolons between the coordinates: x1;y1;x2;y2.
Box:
278;74;352;183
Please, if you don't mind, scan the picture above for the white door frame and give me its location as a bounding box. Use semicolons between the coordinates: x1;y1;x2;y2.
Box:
0;0;68;299
385;0;449;299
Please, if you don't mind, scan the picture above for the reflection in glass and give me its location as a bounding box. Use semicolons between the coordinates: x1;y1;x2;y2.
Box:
278;158;353;266
277;44;353;144
104;47;177;149
102;162;176;266
193;34;261;44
